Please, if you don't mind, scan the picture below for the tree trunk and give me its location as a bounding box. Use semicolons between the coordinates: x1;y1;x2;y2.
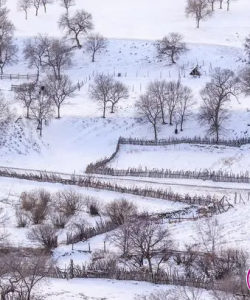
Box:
0;66;3;75
26;106;30;118
35;7;39;16
110;103;115;113
25;10;28;19
153;124;158;143
75;34;81;49
92;51;95;62
147;257;153;274
219;0;223;9
180;114;184;131
196;18;200;28
171;53;175;64
57;105;61;118
44;4;47;13
160;104;166;124
227;0;230;11
102;103;106;118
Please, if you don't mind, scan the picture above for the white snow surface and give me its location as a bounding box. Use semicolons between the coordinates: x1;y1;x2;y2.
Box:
0;0;250;298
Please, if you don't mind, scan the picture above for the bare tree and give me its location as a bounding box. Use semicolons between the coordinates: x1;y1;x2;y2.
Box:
165;80;181;126
185;0;213;28
85;33;108;62
59;0;75;14
198;67;240;142
23;35;49;82
136;93;161;142
89;74;114;118
104;199;137;225
17;0;32;19
20;189;51;224
129;220;174;273
32;0;41;16
169;285;203;300
194;216;224;254
176;85;195;131
52;188;83;217
27;224;58;251
0;92;13;144
207;0;218;11
30;86;55;136
58;9;94;48
0;8;15;40
239;67;250;96
244;35;250;63
14;82;36;118
108;81;129;113
43;73;77;118
41;37;74;79
156;33;188;64
147;80;168;124
41;0;53;13
1;254;54;300
226;0;237;11
0;39;18;74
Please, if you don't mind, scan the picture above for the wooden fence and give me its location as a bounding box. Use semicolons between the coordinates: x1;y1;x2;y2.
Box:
0;166;221;206
118;136;250;147
91;167;250;183
85;136;250;183
0;74;37;80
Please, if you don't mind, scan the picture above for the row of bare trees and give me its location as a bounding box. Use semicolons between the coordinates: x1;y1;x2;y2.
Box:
186;0;238;28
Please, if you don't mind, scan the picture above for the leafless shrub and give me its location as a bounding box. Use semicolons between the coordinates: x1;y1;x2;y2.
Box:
104;198;138;225
27;224;58;251
84;196;102;216
49;211;70;229
20;189;51;224
15;206;29;227
88;249;118;273
169;285;203;300
67;218;89;244
135;289;171;300
52;188;83;217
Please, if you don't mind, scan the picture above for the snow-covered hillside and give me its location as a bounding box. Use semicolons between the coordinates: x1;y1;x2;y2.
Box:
0;0;250;299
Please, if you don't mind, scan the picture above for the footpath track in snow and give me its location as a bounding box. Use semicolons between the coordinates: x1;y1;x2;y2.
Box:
0;165;249;200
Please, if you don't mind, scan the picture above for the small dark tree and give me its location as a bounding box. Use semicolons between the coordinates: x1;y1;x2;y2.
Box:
156;33;188;64
44;73;77;118
244;35;250;63
0;39;18;74
17;0;32;19
58;9;94;48
42;37;74;79
23;35;49;82
89;74;114;118
198;67;240;142
14;82;36;118
239;67;250;96
30;86;55;136
109;81;129;113
59;0;75;14
32;0;41;16
185;0;213;28
176;85;195;131
135;92;161;142
41;0;53;13
85;33;108;62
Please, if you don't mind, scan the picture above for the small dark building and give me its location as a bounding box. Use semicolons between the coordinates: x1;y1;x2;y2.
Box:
190;66;201;77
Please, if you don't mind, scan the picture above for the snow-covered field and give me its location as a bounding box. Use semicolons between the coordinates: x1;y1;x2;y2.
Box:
108;144;250;173
0;0;250;298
